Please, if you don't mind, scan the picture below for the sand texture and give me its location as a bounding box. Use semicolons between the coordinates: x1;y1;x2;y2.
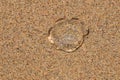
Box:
0;0;120;80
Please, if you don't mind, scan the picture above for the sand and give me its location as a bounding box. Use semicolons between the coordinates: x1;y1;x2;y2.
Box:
0;0;120;80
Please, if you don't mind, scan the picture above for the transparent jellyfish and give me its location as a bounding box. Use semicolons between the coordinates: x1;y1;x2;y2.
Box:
48;18;89;52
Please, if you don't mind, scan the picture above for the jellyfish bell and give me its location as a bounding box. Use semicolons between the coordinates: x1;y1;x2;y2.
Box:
48;18;89;52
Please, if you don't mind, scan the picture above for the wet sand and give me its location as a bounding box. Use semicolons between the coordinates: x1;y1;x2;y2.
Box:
0;0;120;80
